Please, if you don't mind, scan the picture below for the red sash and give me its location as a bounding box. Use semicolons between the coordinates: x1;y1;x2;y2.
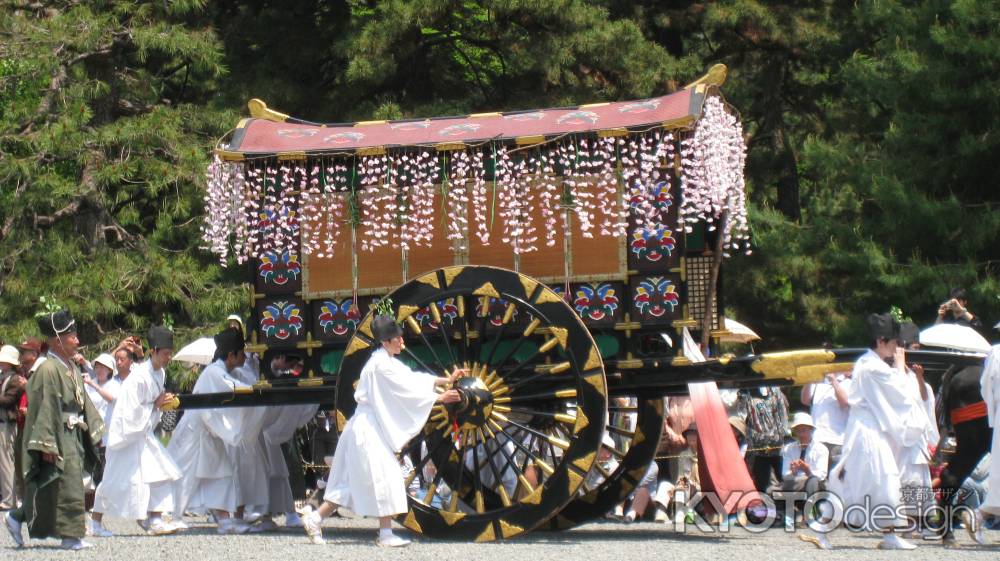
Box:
950;400;988;425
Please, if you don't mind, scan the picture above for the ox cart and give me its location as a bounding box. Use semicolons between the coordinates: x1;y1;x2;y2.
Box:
180;65;978;541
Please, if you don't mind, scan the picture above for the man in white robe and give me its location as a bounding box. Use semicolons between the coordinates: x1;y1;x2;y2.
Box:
300;315;461;547
980;345;1000;522
90;326;182;537
253;403;317;530
826;313;929;550
167;328;258;534
225;350;270;526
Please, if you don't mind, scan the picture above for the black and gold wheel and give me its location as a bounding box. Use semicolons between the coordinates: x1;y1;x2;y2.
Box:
545;397;664;529
335;265;608;541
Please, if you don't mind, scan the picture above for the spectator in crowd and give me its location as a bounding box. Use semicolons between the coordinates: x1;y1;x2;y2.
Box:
16;339;43;379
91;327;182;537
935;287;982;329
13;339;44;502
3;309;105;550
0;345;26;511
729;415;748;458
623;461;659;523
83;354;120;431
300;314;461;547
587;434;620;494
664;424;701;526
775;413;828;530
801;369;851;471
740;385;789;511
81;353;119;514
112;336;144;382
780;413;832;550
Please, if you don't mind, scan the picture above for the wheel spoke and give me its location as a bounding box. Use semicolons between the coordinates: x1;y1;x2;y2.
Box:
483;302;516;366
469;431;486;513
606;424;636;438
506;406;579;426
403;317;449;373
504;387;577;404
429;301;458;366
405;432;453;487
420;467;447;507
483;425;537;497
454;295;470;363
476;429;513;507
470;299;490;363
490;421;558;480
492;317;542;367
506;352;571;391
401;347;437;375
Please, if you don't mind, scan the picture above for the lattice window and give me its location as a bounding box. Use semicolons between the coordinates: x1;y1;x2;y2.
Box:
686;256;720;330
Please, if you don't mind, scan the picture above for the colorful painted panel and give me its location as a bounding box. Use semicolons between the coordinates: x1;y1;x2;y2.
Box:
254;248;303;293
629;275;683;325
255;297;307;346
568;282;624;327
312;297;364;342
627;178;681;271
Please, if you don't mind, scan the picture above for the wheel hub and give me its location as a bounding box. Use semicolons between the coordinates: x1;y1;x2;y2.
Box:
447;375;494;429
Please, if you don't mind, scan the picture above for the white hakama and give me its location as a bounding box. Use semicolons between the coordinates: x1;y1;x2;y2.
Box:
228;356;271;513
259;404;317;513
93;360;181;519
324;348;438;517
897;376;938;514
168;359;257;517
980;346;1000;516
828;350;929;530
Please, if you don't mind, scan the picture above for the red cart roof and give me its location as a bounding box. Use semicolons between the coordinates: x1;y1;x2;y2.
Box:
217;66;728;159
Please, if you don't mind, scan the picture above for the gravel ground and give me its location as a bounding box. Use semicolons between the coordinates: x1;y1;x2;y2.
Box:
2;514;997;560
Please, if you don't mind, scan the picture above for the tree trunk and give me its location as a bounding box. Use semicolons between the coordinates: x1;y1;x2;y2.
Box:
772;124;801;221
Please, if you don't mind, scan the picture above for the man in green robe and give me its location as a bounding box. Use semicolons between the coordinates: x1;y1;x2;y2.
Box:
2;309;104;550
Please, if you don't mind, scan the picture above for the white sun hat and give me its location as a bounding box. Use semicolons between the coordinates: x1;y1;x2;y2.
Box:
790;411;815;429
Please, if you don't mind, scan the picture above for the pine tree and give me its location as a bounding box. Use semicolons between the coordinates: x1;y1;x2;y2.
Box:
0;1;244;349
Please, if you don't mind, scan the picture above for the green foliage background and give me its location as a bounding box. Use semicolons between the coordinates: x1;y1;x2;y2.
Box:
1;0;998;354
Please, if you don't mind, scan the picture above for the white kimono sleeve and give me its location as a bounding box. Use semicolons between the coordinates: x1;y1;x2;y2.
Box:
263;404;318;446
192;361;256;446
852;354;927;449
983;345;1000;428
359;351;439;452
106;369;158;450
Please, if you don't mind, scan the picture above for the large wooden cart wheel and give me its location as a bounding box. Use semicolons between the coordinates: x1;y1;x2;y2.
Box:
545;397;664;529
335;266;608;541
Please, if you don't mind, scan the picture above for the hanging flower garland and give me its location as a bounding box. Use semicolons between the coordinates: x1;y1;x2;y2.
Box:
202;95;749;263
527;149;560;247
201;156;246;264
313;161;351;258
358;155;393;252
495;146;539;254
679;95;749;255
445;150;473;250
591;136;626;237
